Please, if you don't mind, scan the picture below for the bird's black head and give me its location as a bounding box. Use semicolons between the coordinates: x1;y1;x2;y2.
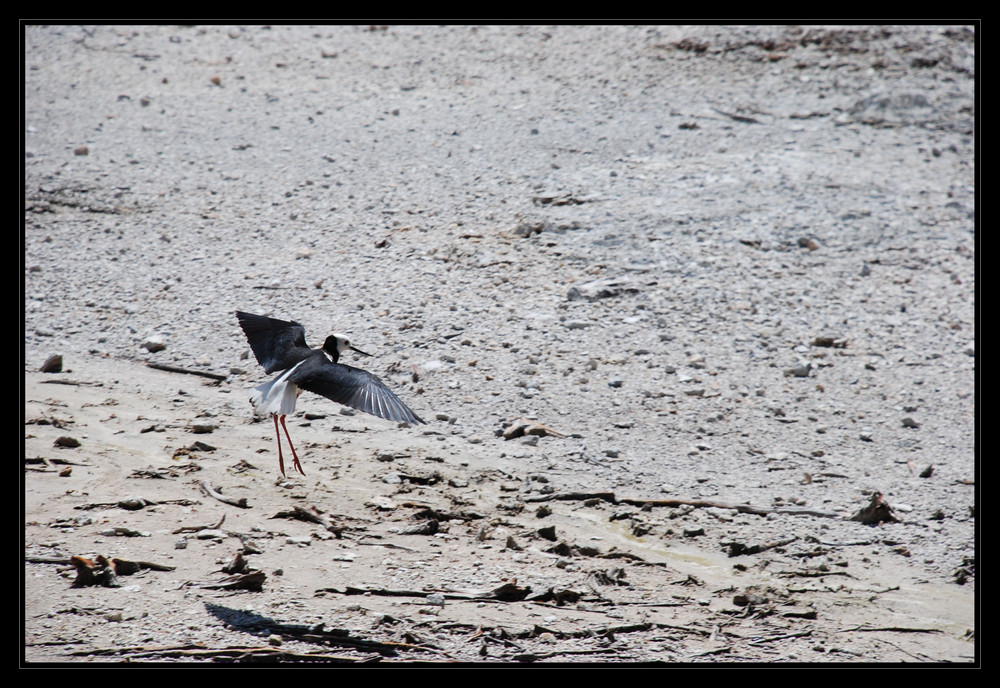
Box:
322;333;371;364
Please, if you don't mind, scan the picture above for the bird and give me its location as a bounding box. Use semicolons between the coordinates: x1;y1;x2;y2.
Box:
235;311;425;476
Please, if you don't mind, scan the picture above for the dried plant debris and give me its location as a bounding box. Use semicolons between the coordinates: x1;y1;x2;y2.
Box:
271;505;347;536
73;496;196;511
391;519;439;536
198;571;267;592
502;418;565;440
71;554;174;587
850;492;900;525
200;480;250;508
128;464;200;479
585;568;630;595
725;536;800;558
172;440;217;458
953;556;975;585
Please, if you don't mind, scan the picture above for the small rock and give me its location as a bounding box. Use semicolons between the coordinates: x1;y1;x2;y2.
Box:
195;529;226;540
811;336;848;348
119;497;150;510
786;363;812;378
142;335;166;353
537;525;557;541
40;354;63;373
733;591;767;606
511;219;549;237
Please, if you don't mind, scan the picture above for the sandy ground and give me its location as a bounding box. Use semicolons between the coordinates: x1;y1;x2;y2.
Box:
24;24;976;664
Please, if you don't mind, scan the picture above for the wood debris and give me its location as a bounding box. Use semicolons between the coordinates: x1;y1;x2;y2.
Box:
199;571;267;592
271;505;346;536
502;417;565;440
200;480;249;508
70;554;175;587
850;492;899;525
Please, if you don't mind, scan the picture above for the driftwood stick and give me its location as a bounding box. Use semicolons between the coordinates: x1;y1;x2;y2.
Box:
271;505;345;536
199;571;266;591
725;536;799;557
40;379;101;386
839;625;943;634
200;481;249;508
68;644;374;663
747;630;813;645
146;362;228;381
523;491;617;504
319;582;533;602
524;491;840;518
173;513;226;534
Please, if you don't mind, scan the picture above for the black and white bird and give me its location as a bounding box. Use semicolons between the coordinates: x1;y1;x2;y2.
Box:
236;311;424;476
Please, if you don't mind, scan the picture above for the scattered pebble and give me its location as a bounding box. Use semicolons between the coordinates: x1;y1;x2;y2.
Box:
40;354;63;373
142;335;166;353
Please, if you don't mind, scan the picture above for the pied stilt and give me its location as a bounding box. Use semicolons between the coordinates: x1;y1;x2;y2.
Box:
236;311;424;476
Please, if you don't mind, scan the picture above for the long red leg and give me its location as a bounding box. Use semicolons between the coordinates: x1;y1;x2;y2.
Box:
279;415;305;475
272;414;286;477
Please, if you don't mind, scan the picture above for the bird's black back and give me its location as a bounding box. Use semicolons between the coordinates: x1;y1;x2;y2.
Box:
236;311;312;374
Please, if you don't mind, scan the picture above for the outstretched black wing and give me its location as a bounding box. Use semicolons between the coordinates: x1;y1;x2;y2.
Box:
236;311;310;374
292;360;425;425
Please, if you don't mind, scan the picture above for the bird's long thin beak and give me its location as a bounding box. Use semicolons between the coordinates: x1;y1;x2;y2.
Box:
350;346;372;357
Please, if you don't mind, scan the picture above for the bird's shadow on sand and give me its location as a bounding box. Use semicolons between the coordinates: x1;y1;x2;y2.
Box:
204;602;281;634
